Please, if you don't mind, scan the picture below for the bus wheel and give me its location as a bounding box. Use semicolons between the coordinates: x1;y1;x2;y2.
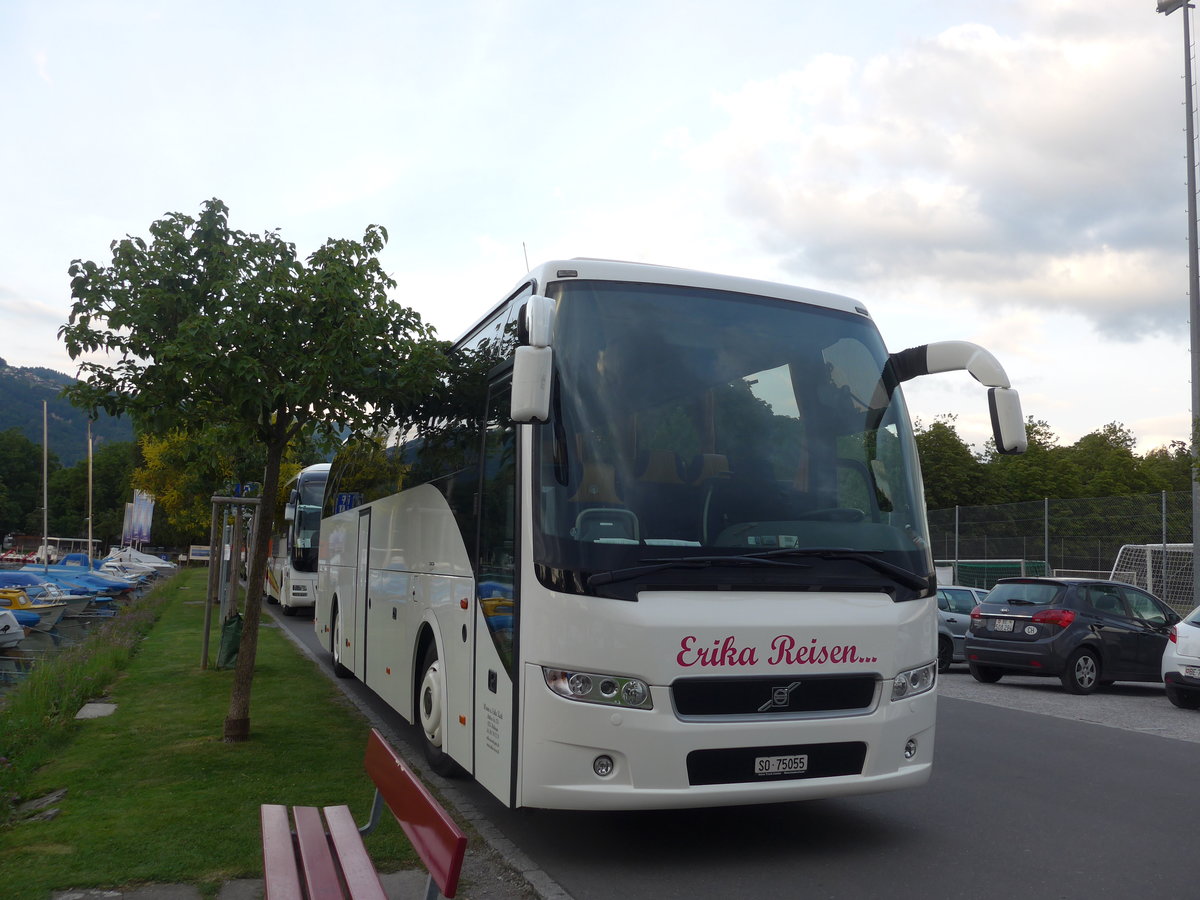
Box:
281;603;296;617
331;607;352;679
419;643;461;777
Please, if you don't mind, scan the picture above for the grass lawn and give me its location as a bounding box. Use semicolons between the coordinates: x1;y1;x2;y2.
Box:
0;568;416;898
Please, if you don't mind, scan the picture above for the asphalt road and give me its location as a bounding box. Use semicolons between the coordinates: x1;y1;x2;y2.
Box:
273;610;1198;900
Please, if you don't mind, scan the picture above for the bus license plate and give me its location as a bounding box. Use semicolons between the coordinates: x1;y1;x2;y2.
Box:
755;754;808;776
993;619;1015;632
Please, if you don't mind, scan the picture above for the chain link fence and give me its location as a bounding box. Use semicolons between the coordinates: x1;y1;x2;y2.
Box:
928;491;1196;613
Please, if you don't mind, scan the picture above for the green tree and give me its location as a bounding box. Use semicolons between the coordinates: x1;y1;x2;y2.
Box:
1141;440;1194;492
0;428;59;537
913;415;985;508
133;428;260;546
60;199;444;742
1063;422;1147;497
981;417;1080;502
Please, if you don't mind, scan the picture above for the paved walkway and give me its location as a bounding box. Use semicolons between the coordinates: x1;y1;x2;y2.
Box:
53;870;436;899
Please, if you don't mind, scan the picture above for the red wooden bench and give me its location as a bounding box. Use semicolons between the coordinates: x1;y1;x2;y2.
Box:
261;728;468;899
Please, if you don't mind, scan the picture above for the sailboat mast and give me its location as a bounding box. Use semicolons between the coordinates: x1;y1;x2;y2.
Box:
42;400;48;574
88;419;94;568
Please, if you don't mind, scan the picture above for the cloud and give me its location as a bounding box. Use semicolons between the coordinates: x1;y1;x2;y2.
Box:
698;10;1183;341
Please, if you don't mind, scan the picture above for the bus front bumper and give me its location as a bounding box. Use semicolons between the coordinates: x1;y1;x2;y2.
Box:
517;670;936;810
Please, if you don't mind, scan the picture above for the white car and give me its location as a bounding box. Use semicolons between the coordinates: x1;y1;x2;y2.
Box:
1162;604;1200;710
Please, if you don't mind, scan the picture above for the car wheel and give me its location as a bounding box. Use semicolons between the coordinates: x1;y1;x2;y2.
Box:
281;603;296;617
937;636;953;673
1166;685;1200;710
418;642;462;777
1061;649;1100;694
969;663;1003;684
331;606;352;679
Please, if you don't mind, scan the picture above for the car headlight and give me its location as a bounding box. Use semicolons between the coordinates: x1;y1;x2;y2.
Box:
892;661;937;701
543;667;653;709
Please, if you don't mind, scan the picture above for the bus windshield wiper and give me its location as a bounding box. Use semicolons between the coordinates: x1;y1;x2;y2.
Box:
728;547;930;592
586;555;814;588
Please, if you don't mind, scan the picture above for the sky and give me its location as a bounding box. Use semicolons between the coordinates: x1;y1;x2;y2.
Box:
2;0;1196;453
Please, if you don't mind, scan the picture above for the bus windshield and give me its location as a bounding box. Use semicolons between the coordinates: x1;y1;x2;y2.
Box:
291;474;326;572
533;280;932;601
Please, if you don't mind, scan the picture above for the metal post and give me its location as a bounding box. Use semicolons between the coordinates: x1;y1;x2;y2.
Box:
1164;490;1170;595
1044;497;1050;575
954;505;960;583
87;420;94;569
227;506;243;618
201;499;221;669
1158;1;1200;608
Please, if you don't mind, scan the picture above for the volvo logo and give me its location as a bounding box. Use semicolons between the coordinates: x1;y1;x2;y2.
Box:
759;681;803;712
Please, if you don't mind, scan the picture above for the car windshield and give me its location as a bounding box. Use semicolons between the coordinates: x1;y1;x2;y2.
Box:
986;582;1064;606
532;279;932;601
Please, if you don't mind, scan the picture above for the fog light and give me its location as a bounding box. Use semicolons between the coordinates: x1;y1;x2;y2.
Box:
621;679;649;706
593;755;615;777
904;738;918;760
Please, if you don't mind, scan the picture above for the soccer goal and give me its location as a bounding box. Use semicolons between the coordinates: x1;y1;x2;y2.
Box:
1109;544;1195;613
934;558;1049;590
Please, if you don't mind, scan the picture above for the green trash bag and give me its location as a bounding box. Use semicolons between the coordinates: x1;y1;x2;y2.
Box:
216;612;243;669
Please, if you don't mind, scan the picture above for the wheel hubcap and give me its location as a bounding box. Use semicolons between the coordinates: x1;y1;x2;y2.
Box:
1076;656;1096;687
420;659;444;748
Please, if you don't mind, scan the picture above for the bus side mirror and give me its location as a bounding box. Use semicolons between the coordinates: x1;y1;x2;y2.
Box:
890;340;1027;455
283;489;298;522
512;295;555;423
989;387;1027;455
512;346;552;422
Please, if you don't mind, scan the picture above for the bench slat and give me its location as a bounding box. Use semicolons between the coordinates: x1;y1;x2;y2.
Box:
324;804;388;900
293;805;345;899
364;729;467;899
260;804;303;900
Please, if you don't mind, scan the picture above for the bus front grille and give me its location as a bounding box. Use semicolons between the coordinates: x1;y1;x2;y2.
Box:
671;674;878;718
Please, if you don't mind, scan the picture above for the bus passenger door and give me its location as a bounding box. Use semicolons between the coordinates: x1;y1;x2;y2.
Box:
354;507;371;678
473;381;517;805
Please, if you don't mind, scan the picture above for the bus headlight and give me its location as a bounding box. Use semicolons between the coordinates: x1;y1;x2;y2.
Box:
543;667;653;710
891;662;937;701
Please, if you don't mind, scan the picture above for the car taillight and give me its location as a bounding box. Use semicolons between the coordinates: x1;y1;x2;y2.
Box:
1169;625;1178;644
970;606;982;619
1031;608;1076;628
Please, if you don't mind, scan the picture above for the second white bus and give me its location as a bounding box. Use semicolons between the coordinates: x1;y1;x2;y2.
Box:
316;259;1025;810
266;462;330;615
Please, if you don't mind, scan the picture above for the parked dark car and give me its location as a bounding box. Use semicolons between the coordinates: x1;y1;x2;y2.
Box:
964;577;1181;694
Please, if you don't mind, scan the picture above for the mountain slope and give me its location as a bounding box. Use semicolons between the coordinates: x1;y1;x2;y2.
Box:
0;358;134;466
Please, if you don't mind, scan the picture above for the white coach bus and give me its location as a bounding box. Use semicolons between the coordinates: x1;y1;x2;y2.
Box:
266;462;330;615
316;259;1025;810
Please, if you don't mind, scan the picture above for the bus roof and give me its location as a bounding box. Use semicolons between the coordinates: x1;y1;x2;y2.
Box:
526;259;871;318
455;259;873;347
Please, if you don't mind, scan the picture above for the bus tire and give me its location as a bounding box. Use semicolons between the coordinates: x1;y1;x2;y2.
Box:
419;642;462;777
281;603;296;617
330;606;352;679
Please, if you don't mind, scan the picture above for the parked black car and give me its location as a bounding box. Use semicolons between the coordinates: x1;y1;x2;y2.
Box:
965;577;1181;694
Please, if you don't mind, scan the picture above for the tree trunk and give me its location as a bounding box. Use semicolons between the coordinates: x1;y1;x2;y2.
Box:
223;433;285;742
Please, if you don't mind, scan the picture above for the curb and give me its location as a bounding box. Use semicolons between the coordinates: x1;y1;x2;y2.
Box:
268;608;573;900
